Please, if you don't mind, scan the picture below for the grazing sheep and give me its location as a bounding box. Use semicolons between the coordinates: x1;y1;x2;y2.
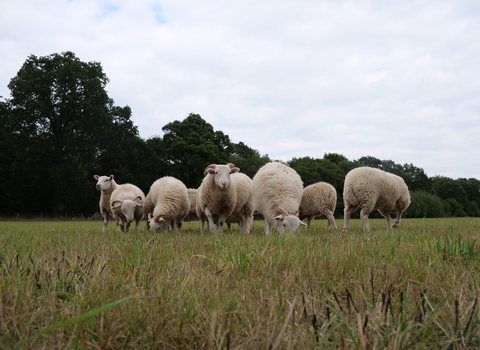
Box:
252;162;306;235
94;174;119;232
110;184;145;231
343;167;411;231
144;176;190;232
298;182;338;229
196;164;254;233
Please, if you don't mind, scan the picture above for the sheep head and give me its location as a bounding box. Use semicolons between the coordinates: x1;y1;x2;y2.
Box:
273;207;307;234
148;212;169;232
94;175;115;191
111;199;143;224
205;164;240;190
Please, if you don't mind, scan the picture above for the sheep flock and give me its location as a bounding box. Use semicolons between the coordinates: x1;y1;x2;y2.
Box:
94;163;411;234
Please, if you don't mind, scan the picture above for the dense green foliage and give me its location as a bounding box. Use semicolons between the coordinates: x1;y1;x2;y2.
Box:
1;51;479;217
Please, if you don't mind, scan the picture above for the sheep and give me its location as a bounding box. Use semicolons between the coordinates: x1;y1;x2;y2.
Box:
252;162;306;235
342;167;411;231
110;183;145;231
186;188;199;221
298;182;338;229
144;176;190;232
196;164;254;233
93;174;119;232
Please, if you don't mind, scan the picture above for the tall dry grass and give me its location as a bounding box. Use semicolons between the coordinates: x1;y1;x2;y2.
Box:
0;218;479;349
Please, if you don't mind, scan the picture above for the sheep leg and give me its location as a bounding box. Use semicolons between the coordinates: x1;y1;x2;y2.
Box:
204;207;217;233
306;216;313;229
324;209;337;229
134;219;141;231
360;207;372;231
342;204;358;231
217;214;229;234
378;209;393;228
393;211;404;228
264;220;272;235
102;210;109;232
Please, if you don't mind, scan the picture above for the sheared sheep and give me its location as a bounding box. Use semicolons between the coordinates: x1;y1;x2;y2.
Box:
94;174;119;232
196;164;254;233
144;176;190;232
298;182;337;229
252;162;306;235
343;167;411;231
110;183;145;231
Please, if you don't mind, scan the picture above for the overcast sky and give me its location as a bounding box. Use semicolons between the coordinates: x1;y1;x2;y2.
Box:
1;0;479;179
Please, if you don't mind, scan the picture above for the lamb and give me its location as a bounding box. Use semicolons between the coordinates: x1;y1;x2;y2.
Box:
110;183;145;231
93;174;119;232
196;164;254;233
252;162;306;235
298;182;338;229
342;167;411;231
144;176;190;232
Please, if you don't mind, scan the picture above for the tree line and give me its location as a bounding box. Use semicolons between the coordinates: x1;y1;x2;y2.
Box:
1;51;478;218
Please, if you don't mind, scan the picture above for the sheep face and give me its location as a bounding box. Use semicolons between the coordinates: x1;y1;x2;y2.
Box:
112;199;143;224
94;175;114;191
205;165;240;190
148;213;170;232
274;214;306;234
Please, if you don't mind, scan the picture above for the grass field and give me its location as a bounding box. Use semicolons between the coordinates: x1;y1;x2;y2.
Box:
1;218;480;349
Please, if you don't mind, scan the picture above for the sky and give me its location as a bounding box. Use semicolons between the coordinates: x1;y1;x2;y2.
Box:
1;0;480;179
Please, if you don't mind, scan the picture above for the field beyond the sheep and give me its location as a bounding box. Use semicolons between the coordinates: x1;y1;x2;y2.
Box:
1;218;480;349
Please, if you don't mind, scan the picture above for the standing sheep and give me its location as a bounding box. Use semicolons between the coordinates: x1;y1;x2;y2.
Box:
94;174;119;232
144;176;190;232
343;167;411;231
298;182;337;229
196;164;254;233
252;162;306;235
110;183;145;231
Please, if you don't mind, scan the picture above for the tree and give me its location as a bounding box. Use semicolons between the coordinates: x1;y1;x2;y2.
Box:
161;114;235;188
4;51;135;215
230;142;270;179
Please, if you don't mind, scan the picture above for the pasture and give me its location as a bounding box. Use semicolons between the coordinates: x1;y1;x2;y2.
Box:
1;218;480;349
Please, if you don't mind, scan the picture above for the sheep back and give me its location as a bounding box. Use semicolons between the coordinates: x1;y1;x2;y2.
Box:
146;176;190;231
252;162;304;234
299;182;337;229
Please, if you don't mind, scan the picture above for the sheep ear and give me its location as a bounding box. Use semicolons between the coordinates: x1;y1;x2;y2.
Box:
300;220;307;227
154;215;165;223
148;212;153;221
110;175;114;180
274;214;285;221
230;167;240;174
136;203;144;208
112;203;121;209
94;175;99;180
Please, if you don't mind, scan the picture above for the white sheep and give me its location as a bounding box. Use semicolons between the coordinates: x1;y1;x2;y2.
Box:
252;162;306;235
343;167;411;231
186;188;199;221
110;183;145;231
144;176;190;232
196;164;254;233
93;174;119;232
298;182;338;229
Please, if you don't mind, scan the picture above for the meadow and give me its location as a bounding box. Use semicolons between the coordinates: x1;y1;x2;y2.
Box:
1;218;480;349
